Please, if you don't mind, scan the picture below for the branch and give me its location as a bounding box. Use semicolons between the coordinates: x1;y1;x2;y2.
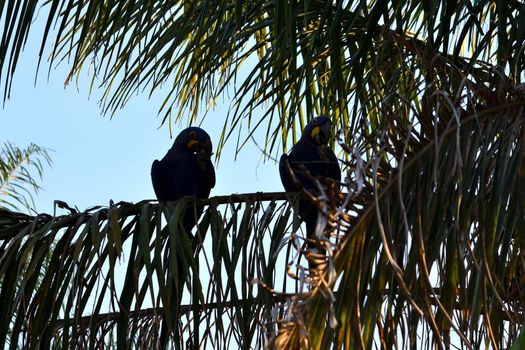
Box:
54;289;524;331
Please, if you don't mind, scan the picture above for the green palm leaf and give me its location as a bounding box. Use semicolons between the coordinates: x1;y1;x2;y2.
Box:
0;193;298;348
0;142;51;212
1;1;523;154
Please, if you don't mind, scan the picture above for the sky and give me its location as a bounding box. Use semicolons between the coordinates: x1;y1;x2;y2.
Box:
1;22;282;215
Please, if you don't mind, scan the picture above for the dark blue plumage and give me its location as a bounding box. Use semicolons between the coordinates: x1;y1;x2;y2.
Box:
151;127;216;237
152;126;215;202
279;116;341;260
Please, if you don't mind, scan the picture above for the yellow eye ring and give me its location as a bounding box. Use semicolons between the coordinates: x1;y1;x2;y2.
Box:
311;126;320;139
187;139;199;149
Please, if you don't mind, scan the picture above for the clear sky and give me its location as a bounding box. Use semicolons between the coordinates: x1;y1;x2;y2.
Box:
1;20;282;214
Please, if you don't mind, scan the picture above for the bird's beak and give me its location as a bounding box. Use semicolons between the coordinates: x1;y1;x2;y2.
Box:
319;122;332;144
195;139;212;170
310;123;331;144
198;147;210;158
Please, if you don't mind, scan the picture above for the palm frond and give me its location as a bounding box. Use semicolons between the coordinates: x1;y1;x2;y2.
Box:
0;193;306;349
278;83;525;348
2;1;524;154
3;99;525;349
0;142;52;212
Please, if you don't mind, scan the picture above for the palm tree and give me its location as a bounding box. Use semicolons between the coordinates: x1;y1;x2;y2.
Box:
1;1;525;348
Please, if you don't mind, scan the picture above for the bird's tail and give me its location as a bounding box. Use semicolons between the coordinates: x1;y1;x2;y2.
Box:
300;202;328;279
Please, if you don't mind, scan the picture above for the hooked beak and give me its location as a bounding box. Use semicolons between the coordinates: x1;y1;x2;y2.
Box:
188;138;213;163
319;121;332;144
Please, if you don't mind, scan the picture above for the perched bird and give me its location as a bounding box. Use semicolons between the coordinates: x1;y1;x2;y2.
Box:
151;126;215;347
151;126;216;237
279;116;341;268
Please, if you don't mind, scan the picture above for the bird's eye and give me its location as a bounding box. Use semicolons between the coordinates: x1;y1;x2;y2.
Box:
313;118;318;124
189;131;196;138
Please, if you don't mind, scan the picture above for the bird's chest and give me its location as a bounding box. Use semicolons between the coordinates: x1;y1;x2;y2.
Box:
315;145;333;163
293;145;331;175
183;164;206;192
163;158;201;194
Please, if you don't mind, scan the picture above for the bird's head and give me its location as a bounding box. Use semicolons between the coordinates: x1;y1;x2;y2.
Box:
173;127;213;166
302;115;333;146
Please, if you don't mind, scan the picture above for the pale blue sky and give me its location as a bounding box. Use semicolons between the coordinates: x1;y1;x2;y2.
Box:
2;21;281;214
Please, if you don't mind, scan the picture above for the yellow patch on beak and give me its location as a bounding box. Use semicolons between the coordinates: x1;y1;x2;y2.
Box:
187;140;199;149
310;126;320;139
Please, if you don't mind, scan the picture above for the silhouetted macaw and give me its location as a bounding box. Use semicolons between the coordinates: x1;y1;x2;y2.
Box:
152;126;216;228
279;116;341;268
151;126;215;348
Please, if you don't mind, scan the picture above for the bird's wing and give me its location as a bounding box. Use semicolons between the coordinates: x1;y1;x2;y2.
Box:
151;156;190;200
206;160;216;189
279;153;301;192
151;159;164;200
281;145;319;241
325;148;342;182
196;160;216;199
